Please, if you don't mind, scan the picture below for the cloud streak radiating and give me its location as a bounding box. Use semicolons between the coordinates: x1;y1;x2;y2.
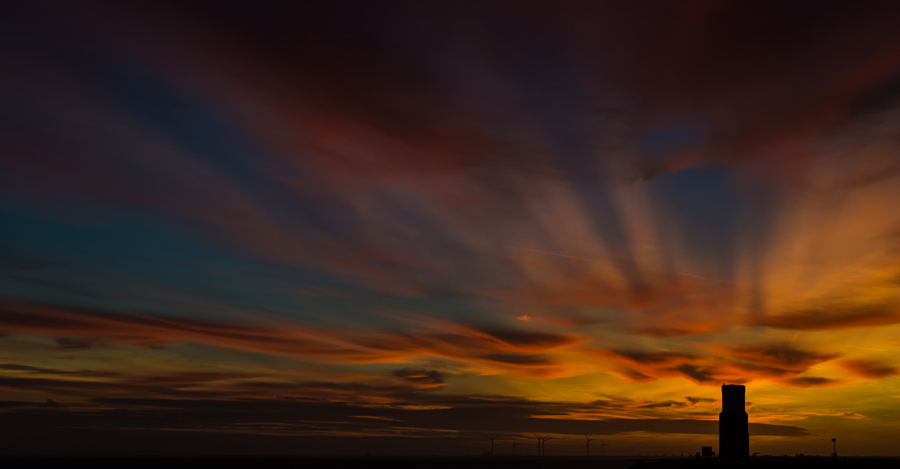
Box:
2;0;900;456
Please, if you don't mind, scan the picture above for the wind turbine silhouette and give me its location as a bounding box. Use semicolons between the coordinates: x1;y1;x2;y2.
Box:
485;434;499;456
532;433;543;456
584;434;596;456
542;436;554;456
597;438;608;457
511;438;518;456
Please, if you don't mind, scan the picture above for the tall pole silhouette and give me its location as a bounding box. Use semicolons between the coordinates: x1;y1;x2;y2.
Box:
486;434;498;456
532;434;543;456
511;438;517;456
832;438;837;461
542;436;554;456
598;438;608;457
584;434;596;456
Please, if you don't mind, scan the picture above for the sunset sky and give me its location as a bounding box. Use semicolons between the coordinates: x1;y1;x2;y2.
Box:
3;0;900;457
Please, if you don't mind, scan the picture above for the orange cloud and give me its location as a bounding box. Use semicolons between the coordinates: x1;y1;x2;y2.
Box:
585;343;851;388
750;304;900;330
724;345;840;371
839;359;899;379
780;376;845;388
0;300;586;379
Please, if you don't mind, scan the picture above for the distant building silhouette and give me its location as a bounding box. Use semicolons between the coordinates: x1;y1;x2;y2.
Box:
702;446;714;457
719;384;749;461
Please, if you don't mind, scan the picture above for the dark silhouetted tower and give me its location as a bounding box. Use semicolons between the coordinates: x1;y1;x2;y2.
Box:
719;384;749;461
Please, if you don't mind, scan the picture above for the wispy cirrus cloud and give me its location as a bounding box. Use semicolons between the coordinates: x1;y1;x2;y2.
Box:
0;300;584;378
3;0;900;455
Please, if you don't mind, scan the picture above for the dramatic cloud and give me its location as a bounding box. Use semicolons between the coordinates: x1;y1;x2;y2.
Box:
840;359;899;379
751;304;900;331
725;345;840;370
0;301;584;377
685;397;716;405
391;368;446;386
673;364;723;385
608;350;697;365
2;0;900;456
781;377;844;388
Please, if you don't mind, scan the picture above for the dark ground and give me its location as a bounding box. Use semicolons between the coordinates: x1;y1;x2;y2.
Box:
638;457;900;468
0;457;897;469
